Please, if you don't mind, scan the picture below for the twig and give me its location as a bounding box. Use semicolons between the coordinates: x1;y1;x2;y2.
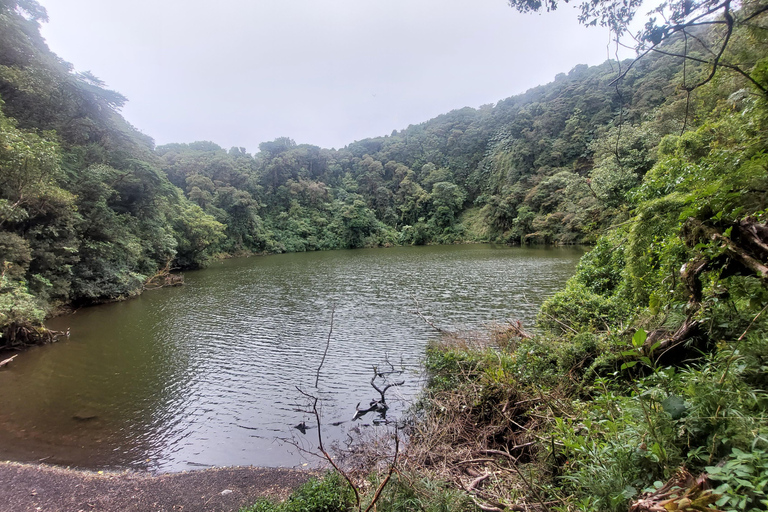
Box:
363;430;399;512
469;498;505;512
296;385;362;510
315;304;335;388
467;472;491;491
462;475;527;512
509;463;550;512
737;301;768;342
520;292;577;334
456;458;496;465
297;304;402;512
369;368;404;401
539;310;578;334
411;295;446;333
480;443;535;460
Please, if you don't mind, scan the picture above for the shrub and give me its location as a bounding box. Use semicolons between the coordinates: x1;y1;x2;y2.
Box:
240;472;354;512
371;472;476;512
538;281;633;336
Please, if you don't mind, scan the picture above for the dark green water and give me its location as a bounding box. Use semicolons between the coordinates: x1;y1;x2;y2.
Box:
0;244;583;472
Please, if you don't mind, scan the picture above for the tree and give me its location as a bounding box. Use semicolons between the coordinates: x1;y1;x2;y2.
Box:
430;182;466;229
507;0;768;96
0;0;48;23
0;106;62;227
338;199;380;248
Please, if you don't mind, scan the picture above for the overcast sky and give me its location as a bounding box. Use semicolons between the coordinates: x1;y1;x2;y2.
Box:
38;0;628;152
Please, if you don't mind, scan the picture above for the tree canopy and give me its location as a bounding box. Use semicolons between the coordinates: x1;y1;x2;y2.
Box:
1;0;766;348
508;0;768;95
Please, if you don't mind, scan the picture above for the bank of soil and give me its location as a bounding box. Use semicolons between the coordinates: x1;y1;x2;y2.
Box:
0;462;315;512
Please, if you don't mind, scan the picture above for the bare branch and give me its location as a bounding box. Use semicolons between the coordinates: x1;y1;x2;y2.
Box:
681;1;734;93
411;295;446;333
353;366;404;421
741;3;768;23
315;304;335;388
296;385;362;510
294;306;403;511
362;430;399;512
467;471;492;491
738;302;768;342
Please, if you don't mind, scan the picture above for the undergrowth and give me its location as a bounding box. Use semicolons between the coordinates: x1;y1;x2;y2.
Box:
239;472;354;512
239;37;768;512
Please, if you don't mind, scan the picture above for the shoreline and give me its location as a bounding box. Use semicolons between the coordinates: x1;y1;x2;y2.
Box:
0;461;316;512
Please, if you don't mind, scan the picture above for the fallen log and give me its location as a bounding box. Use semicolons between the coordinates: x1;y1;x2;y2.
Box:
682;218;768;284
642;217;768;361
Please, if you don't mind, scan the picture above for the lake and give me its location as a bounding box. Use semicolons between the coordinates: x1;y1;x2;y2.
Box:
0;244;584;472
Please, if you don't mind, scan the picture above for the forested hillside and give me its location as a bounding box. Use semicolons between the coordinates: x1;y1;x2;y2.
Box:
155;54;681;253
2;0;768;509
388;4;768;512
0;0;763;356
0;0;224;346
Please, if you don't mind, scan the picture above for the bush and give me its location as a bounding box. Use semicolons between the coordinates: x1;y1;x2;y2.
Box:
538;281;633;336
371;472;476;512
708;447;768;512
240;472;354;512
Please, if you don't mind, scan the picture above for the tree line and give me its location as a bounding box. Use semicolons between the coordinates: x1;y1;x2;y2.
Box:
1;0;766;347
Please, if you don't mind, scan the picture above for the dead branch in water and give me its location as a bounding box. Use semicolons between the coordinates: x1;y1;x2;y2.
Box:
293;307;402;512
0;354;18;368
352;366;404;422
411;295;446;333
315;304;335;388
1;322;62;350
144;259;184;290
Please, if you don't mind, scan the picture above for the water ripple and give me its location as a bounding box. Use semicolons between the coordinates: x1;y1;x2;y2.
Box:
1;245;586;472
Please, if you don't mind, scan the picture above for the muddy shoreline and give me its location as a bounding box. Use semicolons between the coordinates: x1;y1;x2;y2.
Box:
0;461;316;512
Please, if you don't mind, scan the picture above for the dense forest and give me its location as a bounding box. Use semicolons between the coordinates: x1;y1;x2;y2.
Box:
2;0;768;510
0;0;709;346
242;2;768;509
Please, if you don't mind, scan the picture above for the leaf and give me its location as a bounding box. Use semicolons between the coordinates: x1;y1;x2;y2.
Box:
649;293;661;315
632;328;647;348
715;495;730;506
622;485;638;499
661;395;687;419
621;361;638;370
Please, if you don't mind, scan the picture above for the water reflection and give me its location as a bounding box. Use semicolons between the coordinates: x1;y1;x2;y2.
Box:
0;244;583;472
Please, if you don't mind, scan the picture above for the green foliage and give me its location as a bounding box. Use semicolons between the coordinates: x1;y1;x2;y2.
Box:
708;447;768;512
240;472;474;512
2;3;767;510
0;266;45;326
239;472;354;512
571;230;628;295
423;342;488;392
171;199;225;268
371;472;476;512
154;43;708;250
538;281;633;336
0;7;230;323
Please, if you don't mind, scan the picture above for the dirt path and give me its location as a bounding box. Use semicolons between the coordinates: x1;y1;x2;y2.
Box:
0;462;316;512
